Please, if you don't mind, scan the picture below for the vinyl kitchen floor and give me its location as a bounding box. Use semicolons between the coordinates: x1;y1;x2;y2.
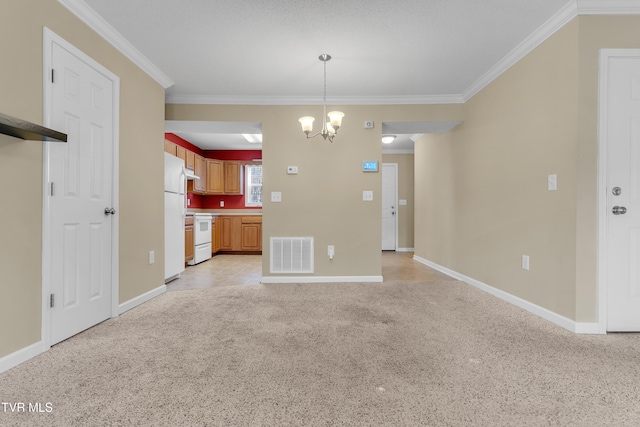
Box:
167;252;453;292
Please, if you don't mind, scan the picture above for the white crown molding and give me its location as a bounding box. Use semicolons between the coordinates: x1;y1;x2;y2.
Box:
462;0;640;102
462;0;579;101
57;0;174;89
382;149;415;154
577;0;640;14
165;93;466;106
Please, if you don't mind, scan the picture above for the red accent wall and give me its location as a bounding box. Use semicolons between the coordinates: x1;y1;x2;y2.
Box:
203;150;262;161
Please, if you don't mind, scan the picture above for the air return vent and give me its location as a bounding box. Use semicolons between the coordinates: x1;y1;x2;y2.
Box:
270;237;314;274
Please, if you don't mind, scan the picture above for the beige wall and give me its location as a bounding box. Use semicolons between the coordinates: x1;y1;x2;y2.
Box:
167;104;461;278
415;15;640;323
0;0;165;358
382;154;414;250
415;19;581;319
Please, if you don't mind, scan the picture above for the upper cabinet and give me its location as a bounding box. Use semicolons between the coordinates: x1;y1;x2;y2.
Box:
164;139;177;156
206;159;224;194
224;161;243;195
164;140;247;196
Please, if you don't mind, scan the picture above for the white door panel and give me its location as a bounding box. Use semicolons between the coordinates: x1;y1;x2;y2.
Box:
47;34;115;344
605;54;640;331
382;164;397;251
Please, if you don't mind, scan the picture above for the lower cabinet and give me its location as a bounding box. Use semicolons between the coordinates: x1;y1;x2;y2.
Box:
185;216;194;263
217;215;261;252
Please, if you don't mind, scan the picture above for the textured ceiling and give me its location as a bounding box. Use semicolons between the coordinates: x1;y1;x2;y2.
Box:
82;0;572;104
79;0;573;150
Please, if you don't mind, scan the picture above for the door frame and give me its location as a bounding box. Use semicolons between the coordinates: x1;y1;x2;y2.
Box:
41;28;120;350
382;163;399;251
597;48;640;333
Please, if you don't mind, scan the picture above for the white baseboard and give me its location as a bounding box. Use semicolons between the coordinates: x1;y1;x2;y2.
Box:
118;284;166;315
396;247;415;253
261;276;384;284
0;341;43;374
413;255;603;335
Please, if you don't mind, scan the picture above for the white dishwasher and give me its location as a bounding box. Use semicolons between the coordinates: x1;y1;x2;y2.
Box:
189;213;213;265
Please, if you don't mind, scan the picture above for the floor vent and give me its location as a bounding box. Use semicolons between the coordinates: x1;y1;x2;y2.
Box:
270;237;314;274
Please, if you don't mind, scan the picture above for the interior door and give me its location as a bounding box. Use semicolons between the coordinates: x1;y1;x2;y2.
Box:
47;33;116;344
605;52;640;331
382;163;397;250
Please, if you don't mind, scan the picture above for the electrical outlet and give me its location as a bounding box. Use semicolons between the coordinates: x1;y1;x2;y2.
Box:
149;251;155;265
328;245;335;260
220;200;224;207
363;190;374;201
548;174;557;191
271;191;282;202
522;255;530;271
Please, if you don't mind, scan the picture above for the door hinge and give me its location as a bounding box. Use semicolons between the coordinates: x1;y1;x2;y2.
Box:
50;294;54;308
50;182;55;196
51;69;55;83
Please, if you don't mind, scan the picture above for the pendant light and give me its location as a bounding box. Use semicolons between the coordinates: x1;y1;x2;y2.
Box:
298;54;344;143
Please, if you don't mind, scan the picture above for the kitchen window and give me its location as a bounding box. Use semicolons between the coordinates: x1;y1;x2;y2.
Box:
245;164;262;207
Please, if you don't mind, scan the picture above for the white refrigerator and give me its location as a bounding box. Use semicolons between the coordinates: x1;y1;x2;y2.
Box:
164;152;186;282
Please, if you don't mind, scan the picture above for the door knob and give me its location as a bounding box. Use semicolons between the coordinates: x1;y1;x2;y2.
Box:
104;207;116;215
612;206;627;215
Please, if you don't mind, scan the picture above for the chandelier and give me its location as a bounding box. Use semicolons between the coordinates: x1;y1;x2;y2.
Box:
298;54;345;143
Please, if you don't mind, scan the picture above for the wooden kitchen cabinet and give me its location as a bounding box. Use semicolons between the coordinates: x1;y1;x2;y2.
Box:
186;150;195;170
164;140;177;156
224;161;242;194
188;154;207;194
211;216;221;254
176;145;187;165
207;159;224;194
218;215;261;252
241;216;261;251
219;216;242;251
185;216;194;263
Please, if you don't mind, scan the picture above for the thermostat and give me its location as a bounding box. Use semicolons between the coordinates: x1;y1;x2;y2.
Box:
362;161;378;172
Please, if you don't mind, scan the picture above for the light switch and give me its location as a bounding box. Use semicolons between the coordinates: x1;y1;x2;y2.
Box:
363;190;374;201
271;191;282;202
399;199;407;206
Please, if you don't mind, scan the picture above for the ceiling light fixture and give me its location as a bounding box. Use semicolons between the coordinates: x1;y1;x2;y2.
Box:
382;135;396;144
242;134;262;144
298;54;344;143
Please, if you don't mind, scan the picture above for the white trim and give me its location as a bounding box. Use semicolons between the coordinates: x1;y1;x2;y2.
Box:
119;285;167;315
165;94;466;106
261;276;384;284
42;27;121;349
56;0;174;89
413;255;604;334
396;247;415;253
0;342;44;374
382;149;414;155
578;0;640;14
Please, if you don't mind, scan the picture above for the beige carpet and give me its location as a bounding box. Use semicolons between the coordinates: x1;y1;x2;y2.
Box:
2;279;640;426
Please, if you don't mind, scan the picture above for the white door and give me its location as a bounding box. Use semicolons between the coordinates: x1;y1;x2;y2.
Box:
602;51;640;331
382;163;397;250
45;31;118;344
